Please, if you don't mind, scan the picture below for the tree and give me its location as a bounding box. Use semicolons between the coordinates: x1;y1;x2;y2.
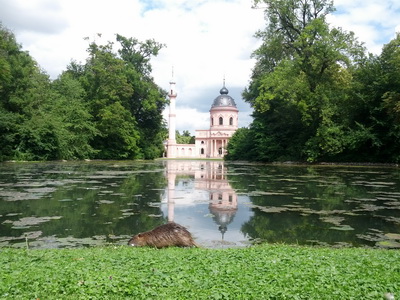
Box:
50;73;98;159
12;71;97;161
0;23;60;160
65;34;168;159
94;101;140;159
0;25;166;161
116;34;164;77
379;34;400;162
116;34;168;159
226;128;257;160
236;0;366;162
349;33;400;163
176;130;195;144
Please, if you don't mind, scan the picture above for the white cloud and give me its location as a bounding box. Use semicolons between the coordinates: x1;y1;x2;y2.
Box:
0;0;68;34
328;0;400;54
1;0;400;134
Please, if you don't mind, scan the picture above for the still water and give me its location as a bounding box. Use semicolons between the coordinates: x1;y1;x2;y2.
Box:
0;160;399;249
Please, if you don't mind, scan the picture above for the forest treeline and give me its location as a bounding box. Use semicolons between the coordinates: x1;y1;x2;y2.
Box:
226;0;400;163
0;25;167;161
2;0;400;163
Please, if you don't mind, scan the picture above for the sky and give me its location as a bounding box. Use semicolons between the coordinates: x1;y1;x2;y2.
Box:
1;0;400;135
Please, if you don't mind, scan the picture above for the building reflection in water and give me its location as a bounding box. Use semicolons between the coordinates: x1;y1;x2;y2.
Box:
199;162;237;239
162;160;251;246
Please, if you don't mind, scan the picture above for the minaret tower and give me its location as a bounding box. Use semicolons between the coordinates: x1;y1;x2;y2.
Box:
167;69;177;158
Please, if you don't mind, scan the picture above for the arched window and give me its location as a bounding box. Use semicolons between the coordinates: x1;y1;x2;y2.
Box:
211;118;214;126
219;117;223;125
201;148;204;155
229;117;233;125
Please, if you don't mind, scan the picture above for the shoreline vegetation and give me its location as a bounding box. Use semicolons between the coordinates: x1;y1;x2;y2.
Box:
2;158;399;169
1;244;398;299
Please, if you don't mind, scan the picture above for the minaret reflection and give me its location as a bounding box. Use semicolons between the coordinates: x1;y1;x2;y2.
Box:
167;171;176;222
164;160;238;239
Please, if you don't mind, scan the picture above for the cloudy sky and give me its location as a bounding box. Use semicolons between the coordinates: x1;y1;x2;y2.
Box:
1;0;399;134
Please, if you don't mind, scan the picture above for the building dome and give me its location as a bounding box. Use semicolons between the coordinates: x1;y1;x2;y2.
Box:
211;84;237;108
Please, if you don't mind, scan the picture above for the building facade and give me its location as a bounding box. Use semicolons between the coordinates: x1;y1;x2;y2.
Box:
166;80;238;158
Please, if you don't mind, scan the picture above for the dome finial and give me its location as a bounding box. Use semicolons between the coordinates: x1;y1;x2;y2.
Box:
220;76;229;95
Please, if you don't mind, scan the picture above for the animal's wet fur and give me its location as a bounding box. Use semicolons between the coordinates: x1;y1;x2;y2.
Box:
128;222;198;248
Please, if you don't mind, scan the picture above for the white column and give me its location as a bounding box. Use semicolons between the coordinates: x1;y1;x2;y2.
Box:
167;77;177;158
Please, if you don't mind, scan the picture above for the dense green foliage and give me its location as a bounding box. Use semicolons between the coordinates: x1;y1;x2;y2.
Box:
1;245;398;299
227;0;400;163
0;25;167;161
176;130;195;144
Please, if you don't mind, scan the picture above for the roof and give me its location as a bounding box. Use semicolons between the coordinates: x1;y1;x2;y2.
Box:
211;85;237;108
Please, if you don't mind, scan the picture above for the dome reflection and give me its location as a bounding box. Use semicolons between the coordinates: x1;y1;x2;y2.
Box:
163;160;242;242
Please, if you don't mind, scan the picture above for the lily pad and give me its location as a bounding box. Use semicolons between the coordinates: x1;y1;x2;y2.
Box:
6;213;21;217
0;191;43;201
204;213;215;218
98;200;114;204
330;225;354;231
25;187;56;193
11;216;62;228
376;240;400;248
24;231;43;239
385;233;400;240
252;205;288;213
320;216;345;226
148;214;162;218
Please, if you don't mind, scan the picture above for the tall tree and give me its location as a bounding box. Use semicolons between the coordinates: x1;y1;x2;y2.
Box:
65;35;168;159
116;34;168;159
0;25;166;161
50;73;98;159
350;33;400;163
0;23;59;160
116;34;164;77
235;0;366;162
380;34;400;162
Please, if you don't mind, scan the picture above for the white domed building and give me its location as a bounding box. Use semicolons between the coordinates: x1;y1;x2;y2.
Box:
166;79;239;159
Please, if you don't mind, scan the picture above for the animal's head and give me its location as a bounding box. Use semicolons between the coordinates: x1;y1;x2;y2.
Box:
127;233;146;247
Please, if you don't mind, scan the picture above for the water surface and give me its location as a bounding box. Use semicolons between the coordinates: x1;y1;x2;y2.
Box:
0;160;399;249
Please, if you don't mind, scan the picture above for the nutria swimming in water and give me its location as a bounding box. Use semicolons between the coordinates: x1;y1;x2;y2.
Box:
128;222;198;248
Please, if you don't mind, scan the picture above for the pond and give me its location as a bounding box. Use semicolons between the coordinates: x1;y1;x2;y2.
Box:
0;160;400;249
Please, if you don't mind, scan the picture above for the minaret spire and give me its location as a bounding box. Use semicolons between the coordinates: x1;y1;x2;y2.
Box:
169;66;177;94
167;66;177;158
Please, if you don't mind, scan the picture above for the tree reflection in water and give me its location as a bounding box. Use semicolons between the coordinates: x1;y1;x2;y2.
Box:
0;160;399;249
